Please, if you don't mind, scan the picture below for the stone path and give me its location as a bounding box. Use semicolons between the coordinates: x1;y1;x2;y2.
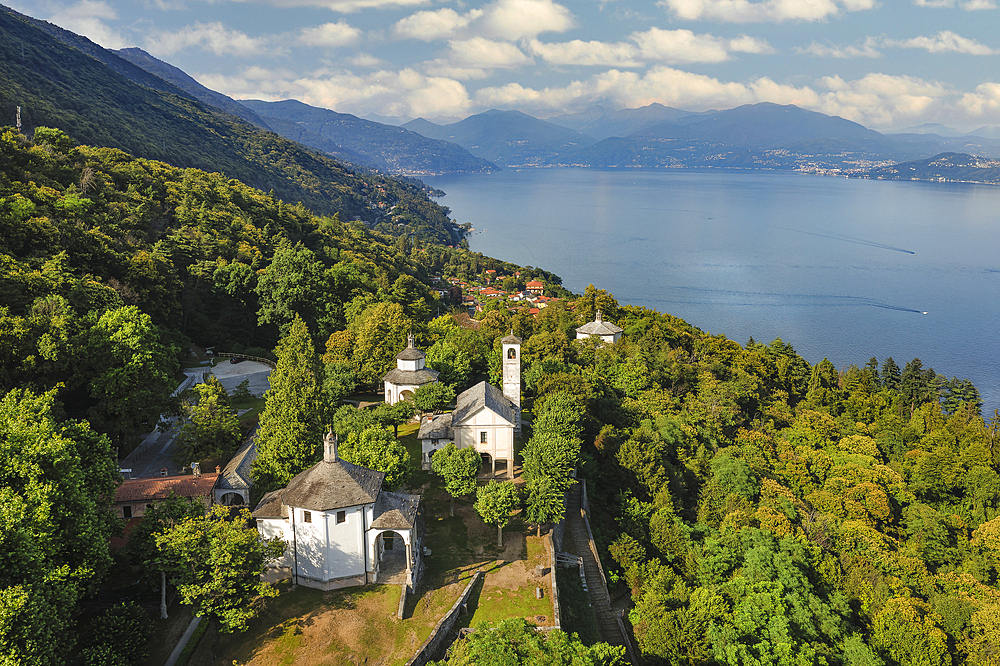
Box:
564;484;629;650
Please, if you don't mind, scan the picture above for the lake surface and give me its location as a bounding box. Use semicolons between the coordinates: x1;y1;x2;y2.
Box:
423;168;1000;414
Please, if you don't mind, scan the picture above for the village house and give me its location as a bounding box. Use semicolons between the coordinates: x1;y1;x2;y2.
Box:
113;467;220;520
576;310;624;344
525;279;544;295
253;433;423;590
418;334;521;476
382;334;439;404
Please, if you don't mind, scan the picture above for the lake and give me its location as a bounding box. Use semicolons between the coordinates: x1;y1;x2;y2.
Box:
422;168;1000;414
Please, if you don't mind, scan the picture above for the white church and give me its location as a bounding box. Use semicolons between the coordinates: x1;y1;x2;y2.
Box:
382;334;439;405
418;333;522;476
253;433;423;590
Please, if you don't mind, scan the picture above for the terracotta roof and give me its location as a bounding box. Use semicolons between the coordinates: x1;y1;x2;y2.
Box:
452;381;517;427
526;280;544;288
371;492;421;530
114;473;220;504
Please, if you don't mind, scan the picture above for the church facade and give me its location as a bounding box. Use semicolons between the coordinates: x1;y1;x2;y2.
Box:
417;334;521;476
253;433;423;590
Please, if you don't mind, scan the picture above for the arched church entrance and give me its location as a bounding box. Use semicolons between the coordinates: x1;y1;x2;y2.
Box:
220;491;246;506
373;530;410;584
400;390;415;401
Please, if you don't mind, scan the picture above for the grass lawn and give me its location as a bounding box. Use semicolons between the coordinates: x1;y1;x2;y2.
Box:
216;583;448;666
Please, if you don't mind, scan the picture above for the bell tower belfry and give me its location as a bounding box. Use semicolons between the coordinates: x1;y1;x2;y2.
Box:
501;332;522;433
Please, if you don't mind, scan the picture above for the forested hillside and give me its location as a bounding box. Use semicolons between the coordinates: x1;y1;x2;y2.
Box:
0;6;467;245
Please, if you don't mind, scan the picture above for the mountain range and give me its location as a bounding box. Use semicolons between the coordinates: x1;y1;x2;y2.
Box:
7;1;1000;187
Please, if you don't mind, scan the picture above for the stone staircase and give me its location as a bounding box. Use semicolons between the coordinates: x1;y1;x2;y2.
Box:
564;485;628;651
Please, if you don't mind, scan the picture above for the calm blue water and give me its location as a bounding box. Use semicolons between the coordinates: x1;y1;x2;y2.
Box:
423;168;1000;414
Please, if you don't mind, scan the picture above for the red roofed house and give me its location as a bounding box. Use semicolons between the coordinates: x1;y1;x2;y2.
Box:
113;470;220;520
525;280;544;295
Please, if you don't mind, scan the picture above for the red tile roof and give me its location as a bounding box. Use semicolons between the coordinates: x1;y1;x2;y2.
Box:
114;473;220;504
526;280;544;288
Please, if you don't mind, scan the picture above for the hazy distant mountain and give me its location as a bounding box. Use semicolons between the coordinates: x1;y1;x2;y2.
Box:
241;99;496;175
894;123;966;137
883;132;1000;159
116;47;272;130
968;126;1000;140
362;112;413;126
548;103;701;139
403;109;597;166
636;103;889;149
859;152;1000;183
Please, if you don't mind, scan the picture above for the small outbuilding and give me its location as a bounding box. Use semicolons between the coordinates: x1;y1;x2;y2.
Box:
382;334;439;405
575;310;623;344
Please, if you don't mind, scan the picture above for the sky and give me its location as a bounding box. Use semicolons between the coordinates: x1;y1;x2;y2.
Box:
9;0;1000;131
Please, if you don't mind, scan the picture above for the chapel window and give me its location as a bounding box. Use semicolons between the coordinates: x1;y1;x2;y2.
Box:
303;510;312;523
480;431;488;444
337;511;346;524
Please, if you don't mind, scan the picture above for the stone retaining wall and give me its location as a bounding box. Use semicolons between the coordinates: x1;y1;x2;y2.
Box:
405;570;483;666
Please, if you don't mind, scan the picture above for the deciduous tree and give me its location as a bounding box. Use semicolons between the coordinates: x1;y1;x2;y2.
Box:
475;480;520;547
156;506;285;633
431;443;481;516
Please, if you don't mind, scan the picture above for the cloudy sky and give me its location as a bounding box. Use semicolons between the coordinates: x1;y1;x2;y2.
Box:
10;0;1000;130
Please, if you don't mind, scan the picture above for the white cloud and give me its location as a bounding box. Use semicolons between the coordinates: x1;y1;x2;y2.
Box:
227;0;430;12
796;37;882;57
446;37;532;69
728;35;777;54
800;31;995;58
526;29;774;67
481;0;574;40
48;0;127;48
658;0;875;22
205;66;471;118
914;0;996;7
145;22;271;56
349;53;383;67
886;30;997;54
298;21;363;47
958;82;1000;115
631;28;732;63
393;8;483;41
815;73;948;127
527;39;641;67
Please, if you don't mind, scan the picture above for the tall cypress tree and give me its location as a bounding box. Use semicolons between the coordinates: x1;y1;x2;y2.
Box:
251;315;323;498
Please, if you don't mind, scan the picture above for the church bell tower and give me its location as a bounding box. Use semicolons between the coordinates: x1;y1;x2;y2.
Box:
501;332;521;433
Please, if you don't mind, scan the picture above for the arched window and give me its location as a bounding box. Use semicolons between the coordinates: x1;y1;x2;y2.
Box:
507;347;517;359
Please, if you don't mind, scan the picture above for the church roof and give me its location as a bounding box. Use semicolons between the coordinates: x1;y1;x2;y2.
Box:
371;491;421;530
216;429;257;491
418;412;453;440
382;367;439;385
576;311;623;336
396;347;425;361
501;333;522;345
396;333;425;361
254;458;384;516
452;381;517;427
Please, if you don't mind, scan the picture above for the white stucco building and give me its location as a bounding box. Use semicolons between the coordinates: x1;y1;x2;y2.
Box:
576;310;623;344
253;433;423;590
417;334;521;476
382;334;439;405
